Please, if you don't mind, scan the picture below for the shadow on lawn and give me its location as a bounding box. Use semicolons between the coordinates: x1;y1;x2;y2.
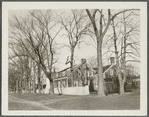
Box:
9;89;140;110
43;89;140;110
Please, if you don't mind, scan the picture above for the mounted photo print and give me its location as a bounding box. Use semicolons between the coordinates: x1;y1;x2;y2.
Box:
2;1;147;116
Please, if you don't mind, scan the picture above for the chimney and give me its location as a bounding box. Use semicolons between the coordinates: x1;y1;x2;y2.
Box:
110;57;115;65
81;58;86;64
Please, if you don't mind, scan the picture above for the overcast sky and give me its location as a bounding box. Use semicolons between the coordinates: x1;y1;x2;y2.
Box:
8;9;140;73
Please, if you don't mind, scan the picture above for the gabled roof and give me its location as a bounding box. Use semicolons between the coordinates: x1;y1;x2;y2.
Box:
103;65;111;73
93;63;115;74
57;61;94;76
58;64;78;73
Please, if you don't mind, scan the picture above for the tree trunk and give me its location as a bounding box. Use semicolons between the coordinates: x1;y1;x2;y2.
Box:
33;62;36;94
19;67;23;94
119;80;125;95
115;44;124;95
70;48;74;87
50;79;54;94
16;79;18;93
28;61;31;94
28;80;31;94
115;49;123;95
112;20;124;95
38;63;41;94
122;12;127;84
19;79;22;94
48;77;54;95
97;40;105;97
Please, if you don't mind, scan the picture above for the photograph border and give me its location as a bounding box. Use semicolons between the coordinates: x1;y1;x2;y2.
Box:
2;2;147;116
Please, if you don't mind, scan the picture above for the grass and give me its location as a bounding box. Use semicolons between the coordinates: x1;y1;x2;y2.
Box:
46;90;140;110
9;102;47;110
9;89;140;110
9;93;81;102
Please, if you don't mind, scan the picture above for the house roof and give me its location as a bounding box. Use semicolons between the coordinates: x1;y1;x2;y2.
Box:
57;62;113;76
57;61;94;76
93;65;111;74
57;64;78;73
55;61;115;81
54;63;84;80
94;63;116;74
103;65;111;72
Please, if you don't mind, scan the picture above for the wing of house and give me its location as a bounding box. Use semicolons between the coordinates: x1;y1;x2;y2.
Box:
90;57;118;93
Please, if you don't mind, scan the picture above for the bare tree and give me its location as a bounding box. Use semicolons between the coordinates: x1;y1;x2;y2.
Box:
9;10;61;94
58;10;91;87
9;42;29;94
86;9;111;97
110;10;140;95
121;11;140;90
8;60;22;93
9;42;38;94
86;9;136;97
32;61;36;94
87;56;97;68
111;19;124;95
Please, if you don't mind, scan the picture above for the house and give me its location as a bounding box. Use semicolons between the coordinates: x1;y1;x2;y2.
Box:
53;58;95;95
91;57;140;94
132;75;140;89
41;57;118;95
41;57;139;95
90;57;119;94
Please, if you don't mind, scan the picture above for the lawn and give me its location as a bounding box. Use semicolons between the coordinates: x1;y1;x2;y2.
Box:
9;93;81;102
9;102;47;110
8;89;140;110
46;90;140;110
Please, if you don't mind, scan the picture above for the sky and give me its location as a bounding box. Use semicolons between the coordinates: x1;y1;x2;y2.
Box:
8;9;140;72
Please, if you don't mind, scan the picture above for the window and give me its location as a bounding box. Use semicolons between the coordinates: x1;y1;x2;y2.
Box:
43;85;46;89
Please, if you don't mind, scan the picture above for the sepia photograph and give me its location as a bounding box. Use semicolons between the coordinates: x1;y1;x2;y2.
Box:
2;2;147;116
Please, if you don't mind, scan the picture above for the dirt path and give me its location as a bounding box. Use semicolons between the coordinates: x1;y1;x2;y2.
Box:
9;95;53;110
9;94;84;110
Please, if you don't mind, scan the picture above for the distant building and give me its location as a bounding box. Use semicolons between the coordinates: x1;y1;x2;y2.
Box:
132;76;140;89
